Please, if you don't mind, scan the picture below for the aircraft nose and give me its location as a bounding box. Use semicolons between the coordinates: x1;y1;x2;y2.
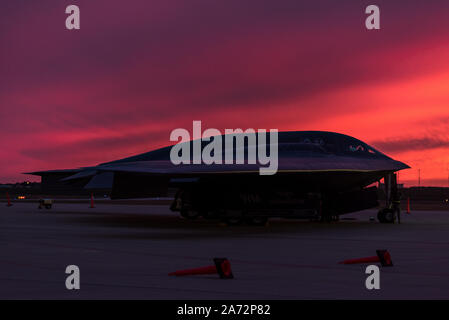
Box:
395;160;410;170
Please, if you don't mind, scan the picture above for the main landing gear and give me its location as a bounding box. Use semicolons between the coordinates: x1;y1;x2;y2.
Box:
171;189;269;226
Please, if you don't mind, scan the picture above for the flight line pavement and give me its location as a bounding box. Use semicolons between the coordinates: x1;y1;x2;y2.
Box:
1;203;449;299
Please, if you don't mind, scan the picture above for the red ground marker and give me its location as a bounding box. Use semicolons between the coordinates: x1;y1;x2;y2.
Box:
90;193;95;208
339;250;393;267
169;258;234;279
6;192;13;207
406;197;411;214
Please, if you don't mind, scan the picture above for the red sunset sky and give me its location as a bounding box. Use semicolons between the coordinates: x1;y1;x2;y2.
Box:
1;0;449;186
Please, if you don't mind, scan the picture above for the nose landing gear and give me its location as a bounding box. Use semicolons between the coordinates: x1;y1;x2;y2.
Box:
378;173;401;224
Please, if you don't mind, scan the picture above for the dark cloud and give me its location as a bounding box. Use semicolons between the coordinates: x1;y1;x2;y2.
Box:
19;129;170;165
373;136;449;154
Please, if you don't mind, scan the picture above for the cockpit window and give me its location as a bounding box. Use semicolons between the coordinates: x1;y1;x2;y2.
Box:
348;144;365;152
343;138;380;157
300;137;324;146
278;133;339;155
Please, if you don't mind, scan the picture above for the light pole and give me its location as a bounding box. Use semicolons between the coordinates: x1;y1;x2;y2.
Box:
447;164;449;188
418;169;421;187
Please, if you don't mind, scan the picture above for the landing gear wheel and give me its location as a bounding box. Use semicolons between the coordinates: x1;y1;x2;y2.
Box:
377;208;396;223
200;210;213;219
224;217;243;226
180;208;199;220
246;217;268;226
320;214;333;223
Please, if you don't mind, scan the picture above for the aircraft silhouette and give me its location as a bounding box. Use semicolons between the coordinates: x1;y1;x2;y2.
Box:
29;131;409;225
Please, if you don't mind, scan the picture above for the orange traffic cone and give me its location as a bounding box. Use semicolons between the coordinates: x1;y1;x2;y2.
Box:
169;258;234;279
406;197;410;214
339;250;393;267
6;192;13;207
90;193;95;208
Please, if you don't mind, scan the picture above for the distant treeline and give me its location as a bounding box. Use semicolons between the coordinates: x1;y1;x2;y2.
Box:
379;186;449;201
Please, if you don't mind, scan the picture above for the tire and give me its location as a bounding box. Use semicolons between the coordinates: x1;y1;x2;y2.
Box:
320;214;333;223
224;217;243;226
200;210;214;219
378;208;395;223
246;217;268;226
180;208;199;219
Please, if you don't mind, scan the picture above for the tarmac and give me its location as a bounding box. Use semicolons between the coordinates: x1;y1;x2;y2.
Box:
1;202;449;299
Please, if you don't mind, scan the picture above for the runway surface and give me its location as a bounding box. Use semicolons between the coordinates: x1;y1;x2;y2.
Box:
1;202;449;299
